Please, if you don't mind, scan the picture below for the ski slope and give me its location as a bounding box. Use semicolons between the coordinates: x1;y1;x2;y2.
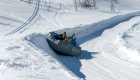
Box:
0;0;140;80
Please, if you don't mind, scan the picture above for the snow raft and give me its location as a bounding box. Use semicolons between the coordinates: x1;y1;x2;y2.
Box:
47;32;81;56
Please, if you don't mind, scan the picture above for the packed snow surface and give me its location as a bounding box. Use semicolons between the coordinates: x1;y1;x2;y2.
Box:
0;0;140;80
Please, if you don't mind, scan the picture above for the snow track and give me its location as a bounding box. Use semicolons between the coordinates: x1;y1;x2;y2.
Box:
39;11;140;79
1;0;140;80
17;9;140;79
75;11;140;43
78;14;140;79
5;0;42;36
24;33;79;79
24;11;140;79
41;0;68;28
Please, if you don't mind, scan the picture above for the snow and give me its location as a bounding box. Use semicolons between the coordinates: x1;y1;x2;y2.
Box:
0;0;140;80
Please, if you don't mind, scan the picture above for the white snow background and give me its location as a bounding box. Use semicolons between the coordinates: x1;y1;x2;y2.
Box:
0;0;140;80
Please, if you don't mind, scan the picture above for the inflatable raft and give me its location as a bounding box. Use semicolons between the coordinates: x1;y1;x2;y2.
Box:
47;32;81;56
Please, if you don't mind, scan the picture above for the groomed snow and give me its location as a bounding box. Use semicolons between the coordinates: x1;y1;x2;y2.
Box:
0;0;140;80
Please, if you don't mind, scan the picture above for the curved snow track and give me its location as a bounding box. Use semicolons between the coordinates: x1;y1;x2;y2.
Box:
25;11;140;80
1;0;140;80
80;17;140;80
41;0;68;28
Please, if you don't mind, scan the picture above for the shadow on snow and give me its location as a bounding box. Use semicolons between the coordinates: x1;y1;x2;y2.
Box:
54;50;99;79
25;33;99;79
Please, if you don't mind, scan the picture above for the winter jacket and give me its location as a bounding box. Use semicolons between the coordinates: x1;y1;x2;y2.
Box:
68;38;79;47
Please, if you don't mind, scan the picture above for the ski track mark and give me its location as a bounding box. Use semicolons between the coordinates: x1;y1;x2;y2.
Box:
53;1;68;28
54;9;64;27
41;3;61;28
5;0;41;36
41;0;68;28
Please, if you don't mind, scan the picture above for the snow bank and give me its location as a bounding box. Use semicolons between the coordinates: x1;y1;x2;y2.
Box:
23;33;81;79
113;22;140;65
76;11;140;40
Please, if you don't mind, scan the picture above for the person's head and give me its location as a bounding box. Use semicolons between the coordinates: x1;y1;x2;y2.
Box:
71;33;75;37
63;32;66;35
